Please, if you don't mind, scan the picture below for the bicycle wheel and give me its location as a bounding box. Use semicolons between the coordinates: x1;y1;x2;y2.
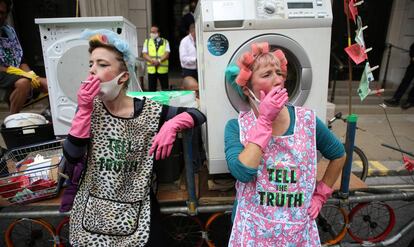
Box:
348;202;395;243
55;217;70;247
353;146;369;181
317;204;348;245
205;211;233;247
5;218;57;247
161;213;204;247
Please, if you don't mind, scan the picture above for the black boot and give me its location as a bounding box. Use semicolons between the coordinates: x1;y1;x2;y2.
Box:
384;98;400;107
401;101;414;110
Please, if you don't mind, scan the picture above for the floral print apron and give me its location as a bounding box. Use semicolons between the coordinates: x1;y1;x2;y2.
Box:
229;107;320;247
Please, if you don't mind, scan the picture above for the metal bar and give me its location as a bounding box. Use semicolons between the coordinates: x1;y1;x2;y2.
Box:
0;210;69;218
381;143;414;157
183;130;197;215
339;114;358;197
328;191;414;204
160;204;234;215
0;204;235;219
380;219;414;246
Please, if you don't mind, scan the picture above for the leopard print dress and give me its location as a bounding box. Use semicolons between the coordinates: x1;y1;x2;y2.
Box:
69;98;162;247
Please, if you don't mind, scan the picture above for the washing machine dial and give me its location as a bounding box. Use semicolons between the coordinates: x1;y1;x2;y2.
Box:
257;0;284;18
264;2;276;14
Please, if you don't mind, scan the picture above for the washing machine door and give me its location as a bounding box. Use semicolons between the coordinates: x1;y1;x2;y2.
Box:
45;36;90;135
225;34;312;112
55;42;90;104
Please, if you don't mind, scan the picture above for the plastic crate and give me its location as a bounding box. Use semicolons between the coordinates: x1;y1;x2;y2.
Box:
0;139;64;205
1;123;55;149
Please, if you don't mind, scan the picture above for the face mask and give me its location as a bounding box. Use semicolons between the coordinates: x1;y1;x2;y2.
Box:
99;72;125;101
150;33;159;39
246;88;261;113
247;88;260;103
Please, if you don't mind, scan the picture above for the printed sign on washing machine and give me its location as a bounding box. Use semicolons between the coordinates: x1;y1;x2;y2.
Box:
207;34;229;56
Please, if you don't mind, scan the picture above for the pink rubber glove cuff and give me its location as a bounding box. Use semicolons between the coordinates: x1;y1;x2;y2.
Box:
308;181;334;219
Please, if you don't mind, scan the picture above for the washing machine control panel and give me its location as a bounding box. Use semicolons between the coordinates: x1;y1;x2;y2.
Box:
256;0;331;19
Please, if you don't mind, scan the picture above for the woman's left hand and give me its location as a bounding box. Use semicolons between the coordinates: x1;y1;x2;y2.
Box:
308;181;334;219
149;112;194;160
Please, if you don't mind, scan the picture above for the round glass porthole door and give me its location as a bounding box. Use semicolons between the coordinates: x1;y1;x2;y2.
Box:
57;43;89;103
225;34;312;112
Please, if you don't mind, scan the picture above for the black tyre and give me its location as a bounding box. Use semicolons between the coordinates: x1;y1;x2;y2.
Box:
161;213;204;247
353;146;369;181
206;211;232;247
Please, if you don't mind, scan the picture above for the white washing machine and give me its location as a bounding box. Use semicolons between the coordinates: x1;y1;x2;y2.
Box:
195;0;332;174
35;17;138;136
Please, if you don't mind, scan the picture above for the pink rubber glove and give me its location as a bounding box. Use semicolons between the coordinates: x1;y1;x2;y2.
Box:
247;86;288;151
308;181;334;219
68;75;100;138
149;112;194;160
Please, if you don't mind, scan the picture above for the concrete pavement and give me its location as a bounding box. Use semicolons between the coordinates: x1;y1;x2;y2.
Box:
330;111;414;178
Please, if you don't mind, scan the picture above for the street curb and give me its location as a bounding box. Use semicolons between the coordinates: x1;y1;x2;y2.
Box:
369;169;413;177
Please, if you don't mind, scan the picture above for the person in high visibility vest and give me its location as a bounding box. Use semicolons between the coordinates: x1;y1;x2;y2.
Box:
142;25;170;91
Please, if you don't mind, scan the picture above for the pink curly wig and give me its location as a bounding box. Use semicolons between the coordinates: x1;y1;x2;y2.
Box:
235;42;288;87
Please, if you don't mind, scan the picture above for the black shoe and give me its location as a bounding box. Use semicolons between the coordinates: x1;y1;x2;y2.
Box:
401;101;414;110
384;98;400;107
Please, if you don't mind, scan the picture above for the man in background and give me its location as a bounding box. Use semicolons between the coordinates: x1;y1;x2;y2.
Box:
179;23;197;81
142;25;170;91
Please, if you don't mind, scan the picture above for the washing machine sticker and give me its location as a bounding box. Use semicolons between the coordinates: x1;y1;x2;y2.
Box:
207;34;228;56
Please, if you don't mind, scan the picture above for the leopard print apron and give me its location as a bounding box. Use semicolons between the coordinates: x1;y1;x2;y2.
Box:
70;98;162;247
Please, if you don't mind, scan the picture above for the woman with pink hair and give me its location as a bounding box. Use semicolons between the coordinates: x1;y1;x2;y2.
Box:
224;42;346;246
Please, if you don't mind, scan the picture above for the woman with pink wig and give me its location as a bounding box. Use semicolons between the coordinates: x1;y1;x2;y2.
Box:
224;42;345;246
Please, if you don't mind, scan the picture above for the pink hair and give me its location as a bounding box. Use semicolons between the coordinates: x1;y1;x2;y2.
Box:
235;42;288;87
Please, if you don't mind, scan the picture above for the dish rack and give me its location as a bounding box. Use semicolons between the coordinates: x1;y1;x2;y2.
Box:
0;139;64;205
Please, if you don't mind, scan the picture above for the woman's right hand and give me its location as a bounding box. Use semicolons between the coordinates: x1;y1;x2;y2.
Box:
77;75;100;110
69;76;100;139
246;86;289;151
258;86;289;123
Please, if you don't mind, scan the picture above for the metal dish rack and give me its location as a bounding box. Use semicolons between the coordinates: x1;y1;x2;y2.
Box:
0;139;64;205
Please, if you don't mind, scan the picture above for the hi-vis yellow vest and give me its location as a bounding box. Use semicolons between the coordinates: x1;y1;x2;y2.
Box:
144;38;169;74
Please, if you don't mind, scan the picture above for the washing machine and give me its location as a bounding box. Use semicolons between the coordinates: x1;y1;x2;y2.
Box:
35;17;138;136
195;0;332;174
